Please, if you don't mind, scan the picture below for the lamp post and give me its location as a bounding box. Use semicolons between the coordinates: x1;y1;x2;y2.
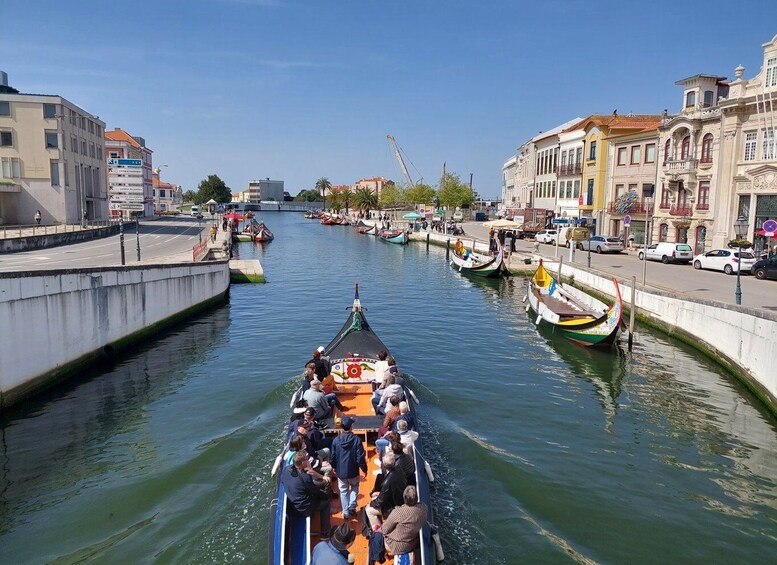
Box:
734;215;748;305
135;215;141;261
118;216;126;265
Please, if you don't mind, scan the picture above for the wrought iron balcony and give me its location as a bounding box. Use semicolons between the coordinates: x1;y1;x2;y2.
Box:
696;202;710;211
558;163;582;176
669;205;693;216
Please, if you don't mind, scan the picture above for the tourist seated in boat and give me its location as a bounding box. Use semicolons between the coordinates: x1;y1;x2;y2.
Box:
308;348;331;380
295;419;331;475
302;363;316;393
387;357;403;386
454;238;465;256
381;395;402;434
311;523;356;565
284;435;327;477
375;431;400;463
303;407;333;451
389;439;416;487
280;451;333;537
393;401;416;432
366;452;407;530
329;416;367;521
371;374;403;415
373;350;390;386
304;379;344;419
380;486;428;558
287;399;309;434
396;419;419;455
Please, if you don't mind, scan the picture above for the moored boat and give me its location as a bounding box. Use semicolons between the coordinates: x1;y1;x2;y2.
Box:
378;229;409;245
254;222;274;242
269;285;440;564
526;260;622;347
357;224;377;235
449;238;508;278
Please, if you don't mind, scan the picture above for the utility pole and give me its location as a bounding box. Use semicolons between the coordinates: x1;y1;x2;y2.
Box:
119;216;126;265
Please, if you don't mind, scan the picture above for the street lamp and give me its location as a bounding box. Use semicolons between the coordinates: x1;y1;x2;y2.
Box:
734;215;748;305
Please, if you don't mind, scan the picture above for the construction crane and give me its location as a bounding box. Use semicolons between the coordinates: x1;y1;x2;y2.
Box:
387;135;415;187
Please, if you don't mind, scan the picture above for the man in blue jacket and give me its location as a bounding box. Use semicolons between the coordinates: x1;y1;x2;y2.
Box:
280;451;332;536
330;416;367;520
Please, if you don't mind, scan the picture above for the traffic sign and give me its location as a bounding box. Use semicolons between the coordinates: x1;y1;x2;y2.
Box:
108;158;142;167
763;219;777;237
624;214;631;227
552;218;569;225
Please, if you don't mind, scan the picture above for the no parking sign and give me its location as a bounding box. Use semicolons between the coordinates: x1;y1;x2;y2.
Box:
764;219;777;237
624;214;631;227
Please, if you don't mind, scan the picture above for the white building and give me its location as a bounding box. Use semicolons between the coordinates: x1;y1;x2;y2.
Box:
532;118;582;213
0;71;108;224
501;155;517;213
557;128;585;219
246;178;284;202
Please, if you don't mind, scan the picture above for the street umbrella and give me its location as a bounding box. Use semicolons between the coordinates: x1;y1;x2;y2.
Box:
483;218;522;229
403;212;423;219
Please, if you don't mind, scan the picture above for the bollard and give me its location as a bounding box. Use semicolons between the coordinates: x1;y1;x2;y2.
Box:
628;275;636;351
136;220;141;261
119;218;126;266
426;232;430;251
446;238;450;259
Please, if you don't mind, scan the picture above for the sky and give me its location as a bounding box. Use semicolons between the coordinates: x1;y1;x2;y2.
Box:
3;1;776;198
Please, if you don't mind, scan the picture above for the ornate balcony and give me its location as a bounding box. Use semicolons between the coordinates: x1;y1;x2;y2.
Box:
607;199;653;215
663;158;697;174
669;205;693;216
696;202;710;211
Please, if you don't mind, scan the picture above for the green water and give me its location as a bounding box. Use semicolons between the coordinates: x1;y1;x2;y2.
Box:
2;213;776;564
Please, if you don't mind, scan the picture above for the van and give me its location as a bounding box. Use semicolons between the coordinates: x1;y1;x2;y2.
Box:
558;227;590;247
190;205;200;216
638;242;693;264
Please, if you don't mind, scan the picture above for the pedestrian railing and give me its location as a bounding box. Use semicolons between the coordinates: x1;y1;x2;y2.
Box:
0;219;121;239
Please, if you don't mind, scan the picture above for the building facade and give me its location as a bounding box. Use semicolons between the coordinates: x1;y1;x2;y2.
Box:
557;128;585;219
355;176;394;198
152;168;182;213
0;72;108;224
246;178;284;202
501;155;517;213
716;35;777;253
105;129;153;218
532;118;581;214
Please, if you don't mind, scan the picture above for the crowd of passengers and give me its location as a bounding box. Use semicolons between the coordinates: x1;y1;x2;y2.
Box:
280;348;428;564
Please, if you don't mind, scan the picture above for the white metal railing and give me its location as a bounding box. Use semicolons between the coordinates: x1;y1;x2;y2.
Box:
1;219;121;239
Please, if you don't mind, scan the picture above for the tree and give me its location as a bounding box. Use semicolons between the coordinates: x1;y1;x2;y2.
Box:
340;187;353;214
294;189;323;202
404;183;436;205
182;190;196;203
437;172;474;208
328;190;344;212
353;186;378;212
379;184;403;209
195;174;231;204
315;177;332;209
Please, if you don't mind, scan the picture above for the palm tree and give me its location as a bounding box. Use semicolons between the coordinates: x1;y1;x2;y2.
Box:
341;187;353;215
353;186;378;216
315;177;331;211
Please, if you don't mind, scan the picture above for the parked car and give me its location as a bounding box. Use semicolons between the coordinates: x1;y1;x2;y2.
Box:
558;226;590;248
535;229;558;244
638;242;693;264
751;257;777;280
693;249;756;275
577;235;624;253
190;205;200;216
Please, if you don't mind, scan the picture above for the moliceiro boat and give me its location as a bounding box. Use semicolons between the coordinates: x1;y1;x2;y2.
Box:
378;229;409;245
254;222;274;242
526;260;622;347
449;238;509;278
269;285;441;564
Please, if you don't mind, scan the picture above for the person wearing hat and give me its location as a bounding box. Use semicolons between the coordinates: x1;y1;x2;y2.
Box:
329;416;367;520
280;451;332;539
317;345;332;376
310;523;355;564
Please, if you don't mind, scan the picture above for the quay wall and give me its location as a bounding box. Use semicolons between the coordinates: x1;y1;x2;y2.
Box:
0;260;230;408
0;221;132;254
405;228;777;412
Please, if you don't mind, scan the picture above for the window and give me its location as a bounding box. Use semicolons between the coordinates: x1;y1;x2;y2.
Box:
660;184;671;209
43;103;57;118
551;181;556;198
586;179;594;204
69;110;76;125
79;116;86;130
617;147;627;166
700;134;713;163
589;141;596;161
89;143;95;158
766;57;777;88
686;91;696;108
645;143;656;163
72;136;78;153
628;183;638;194
110;151;119;159
631;145;641;164
561;151;567;166
81;140;87;155
45;132;58;149
615;183;624;197
96;125;102;137
659;223;668;242
681;136;690;160
160;189;166;198
0;130;12;147
50;161;60;186
0;101;9;116
1;157;21;178
763;129;775;160
573;179;581;198
703;91;714;108
88;121;94;134
97;144;102;157
664;139;671;163
697;181;710;210
575;147;582;165
744;132;757;161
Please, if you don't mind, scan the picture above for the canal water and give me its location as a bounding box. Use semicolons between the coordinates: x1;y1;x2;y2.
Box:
2;213;777;564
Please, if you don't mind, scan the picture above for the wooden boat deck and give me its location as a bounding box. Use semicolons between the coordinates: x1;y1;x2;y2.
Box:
533;287;596;319
309;382;386;562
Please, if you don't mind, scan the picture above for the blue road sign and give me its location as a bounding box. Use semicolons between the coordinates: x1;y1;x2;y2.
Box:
763;219;777;234
624;214;631;227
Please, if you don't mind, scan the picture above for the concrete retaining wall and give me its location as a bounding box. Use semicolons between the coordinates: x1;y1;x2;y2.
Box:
0;260;230;408
1;222;133;254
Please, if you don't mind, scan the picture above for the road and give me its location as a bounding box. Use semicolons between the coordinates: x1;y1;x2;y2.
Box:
0;218;208;272
459;221;777;311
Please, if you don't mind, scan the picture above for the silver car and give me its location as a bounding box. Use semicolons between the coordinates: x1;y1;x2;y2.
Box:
577;235;624;253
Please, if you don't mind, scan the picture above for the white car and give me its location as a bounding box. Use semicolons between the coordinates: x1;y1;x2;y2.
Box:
693;249;756;275
535;229;558;244
638;242;693;264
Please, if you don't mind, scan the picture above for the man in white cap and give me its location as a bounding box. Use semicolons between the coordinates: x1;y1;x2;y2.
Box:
317;345;332;376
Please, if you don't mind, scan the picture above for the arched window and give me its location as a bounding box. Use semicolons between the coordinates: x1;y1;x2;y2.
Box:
664;139;671;164
695;226;706;255
681;136;691;160
659;223;668;242
700;134;713;163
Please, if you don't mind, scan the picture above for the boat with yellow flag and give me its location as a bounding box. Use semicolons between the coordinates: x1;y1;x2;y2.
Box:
526;260;622;347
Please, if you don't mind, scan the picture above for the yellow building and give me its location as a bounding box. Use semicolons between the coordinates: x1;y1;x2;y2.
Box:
567;114;661;233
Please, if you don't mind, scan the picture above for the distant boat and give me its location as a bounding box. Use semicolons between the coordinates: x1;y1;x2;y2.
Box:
378;228;408;245
449;239;508;278
254;222;274;242
526;260;622;347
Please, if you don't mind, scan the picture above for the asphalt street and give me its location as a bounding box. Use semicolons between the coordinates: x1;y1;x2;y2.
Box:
0;217;207;272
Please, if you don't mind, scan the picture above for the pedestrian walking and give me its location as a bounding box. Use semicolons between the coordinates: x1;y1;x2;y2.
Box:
34;210;42;225
329;416;367;520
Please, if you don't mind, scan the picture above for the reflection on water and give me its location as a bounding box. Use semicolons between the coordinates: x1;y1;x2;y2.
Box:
1;213;777;564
